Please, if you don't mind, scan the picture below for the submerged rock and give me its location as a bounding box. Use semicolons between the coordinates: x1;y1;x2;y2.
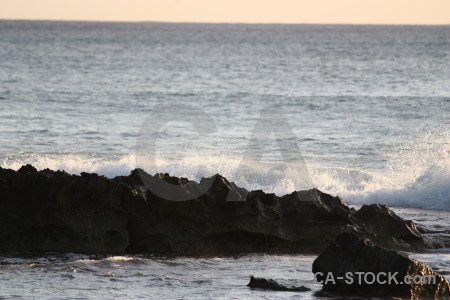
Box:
247;276;310;292
0;165;433;255
312;232;450;298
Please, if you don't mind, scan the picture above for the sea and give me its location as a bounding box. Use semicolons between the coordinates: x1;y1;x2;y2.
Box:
0;20;449;299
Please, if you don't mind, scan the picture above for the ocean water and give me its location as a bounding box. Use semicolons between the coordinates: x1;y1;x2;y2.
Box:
0;20;449;299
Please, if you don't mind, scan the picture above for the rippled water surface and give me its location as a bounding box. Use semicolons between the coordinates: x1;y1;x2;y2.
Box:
0;21;448;209
2;252;448;300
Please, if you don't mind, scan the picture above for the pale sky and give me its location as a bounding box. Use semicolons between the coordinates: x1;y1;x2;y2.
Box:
1;0;449;24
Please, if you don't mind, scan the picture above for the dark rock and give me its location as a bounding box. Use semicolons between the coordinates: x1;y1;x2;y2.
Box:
0;165;433;255
351;204;431;252
312;232;450;298
353;204;422;240
112;169;360;254
247;276;310;292
0;166;132;253
17;164;37;174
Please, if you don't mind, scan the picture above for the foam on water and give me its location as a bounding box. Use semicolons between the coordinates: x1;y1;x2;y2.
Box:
312;159;450;211
312;129;450;210
1;130;448;210
0;153;137;179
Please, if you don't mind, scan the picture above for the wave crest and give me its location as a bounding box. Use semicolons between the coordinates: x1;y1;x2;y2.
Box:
1;130;448;210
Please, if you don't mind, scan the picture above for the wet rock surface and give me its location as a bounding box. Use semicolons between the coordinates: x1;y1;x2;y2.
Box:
312;232;450;298
0;165;434;255
247;276;310;292
351;203;432;251
0;165;131;253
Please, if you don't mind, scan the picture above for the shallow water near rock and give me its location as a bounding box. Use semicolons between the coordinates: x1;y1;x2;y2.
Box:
0;207;448;299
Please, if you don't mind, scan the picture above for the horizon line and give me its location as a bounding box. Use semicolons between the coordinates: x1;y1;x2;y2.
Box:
1;18;449;26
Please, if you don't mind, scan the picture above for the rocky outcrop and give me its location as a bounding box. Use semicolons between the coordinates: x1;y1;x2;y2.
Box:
0;165;432;255
116;170;354;254
247;276;310;292
0;165;131;253
351;203;432;251
312;232;450;298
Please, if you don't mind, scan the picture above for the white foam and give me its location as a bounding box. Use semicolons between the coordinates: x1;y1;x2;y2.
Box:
1;131;448;210
310;129;450;210
311;161;450;211
0;153;136;179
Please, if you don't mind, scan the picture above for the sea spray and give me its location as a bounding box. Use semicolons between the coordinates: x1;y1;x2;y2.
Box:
1;130;448;210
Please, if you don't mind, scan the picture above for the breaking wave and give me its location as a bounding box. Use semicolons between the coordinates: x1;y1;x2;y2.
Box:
1;131;448;211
